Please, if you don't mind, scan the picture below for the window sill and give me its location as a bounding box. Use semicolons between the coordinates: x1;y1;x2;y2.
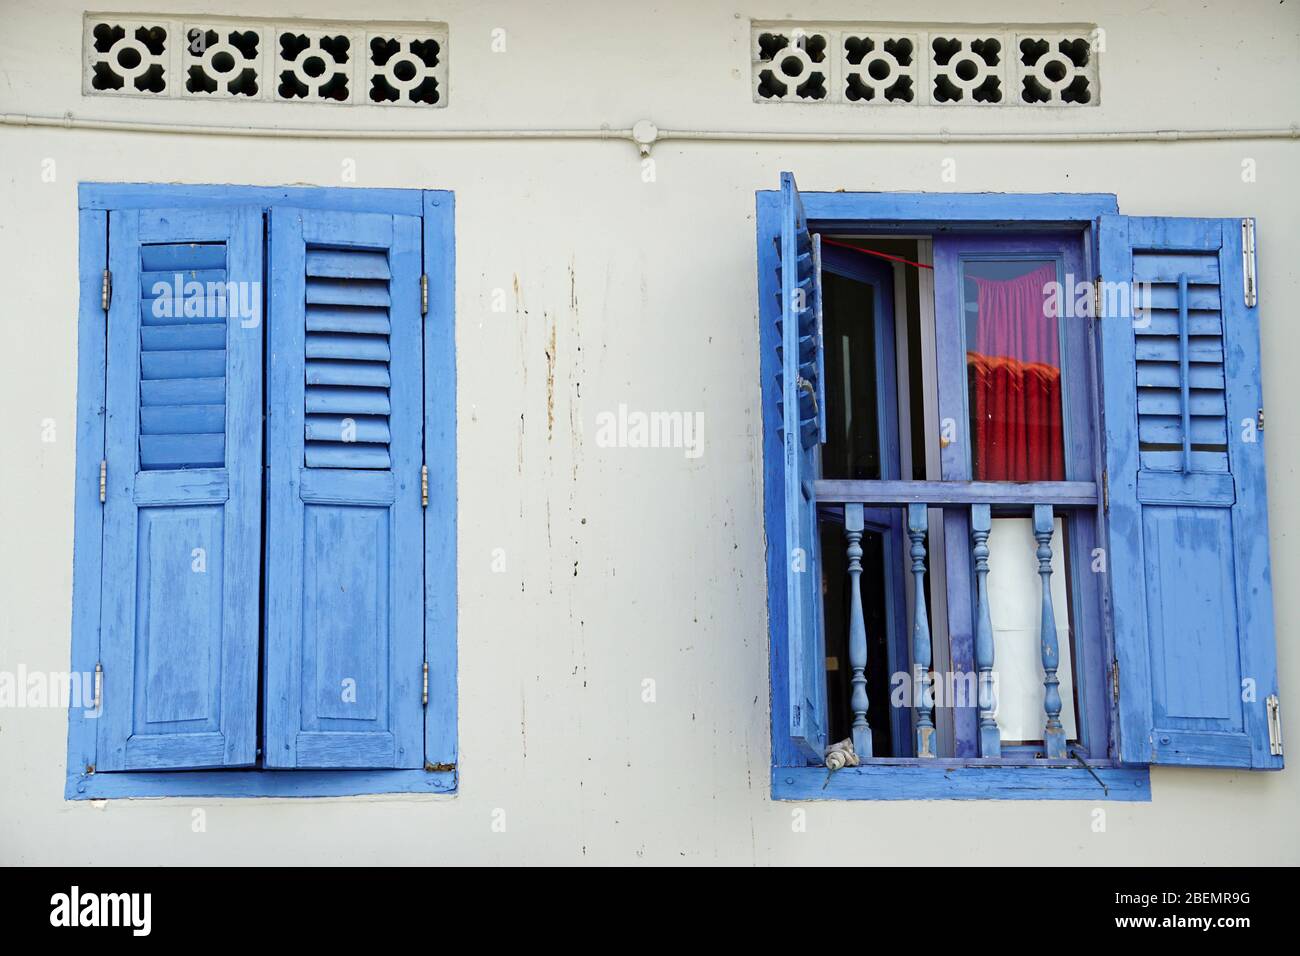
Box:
772;763;1150;801
65;768;457;801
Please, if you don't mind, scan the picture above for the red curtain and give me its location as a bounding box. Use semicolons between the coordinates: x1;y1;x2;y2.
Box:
968;264;1064;481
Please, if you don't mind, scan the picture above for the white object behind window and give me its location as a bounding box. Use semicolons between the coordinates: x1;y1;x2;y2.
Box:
986;516;1077;743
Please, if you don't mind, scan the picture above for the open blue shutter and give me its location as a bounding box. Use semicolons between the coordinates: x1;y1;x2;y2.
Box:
777;172;829;761
265;207;424;769
98;207;262;770
1099;215;1281;769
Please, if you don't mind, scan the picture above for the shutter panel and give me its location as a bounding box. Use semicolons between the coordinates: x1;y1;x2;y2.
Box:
265;208;424;769
1099;215;1281;769
98;207;262;770
777;172;830;762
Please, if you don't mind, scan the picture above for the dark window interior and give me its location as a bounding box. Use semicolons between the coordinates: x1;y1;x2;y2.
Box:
820;270;881;480
819;518;894;755
818;263;899;755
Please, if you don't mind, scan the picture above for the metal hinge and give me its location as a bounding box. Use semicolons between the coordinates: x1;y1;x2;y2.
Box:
93;661;103;711
422;661;429;706
1092;276;1102;318
101;269;112;311
1257;407;1265;433
420;274;428;315
99;459;107;503
424;761;456;772
1111;659;1120;704
1267;694;1283;756
1241;218;1257;308
421;465;429;507
1101;469;1109;512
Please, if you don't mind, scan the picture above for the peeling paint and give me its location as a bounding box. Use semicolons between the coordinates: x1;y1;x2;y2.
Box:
545;311;557;442
568;263;583;484
517;411;525;479
514;272;527;387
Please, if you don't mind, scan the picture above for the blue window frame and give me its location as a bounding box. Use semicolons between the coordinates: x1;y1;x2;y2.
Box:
758;176;1282;800
67;184;457;799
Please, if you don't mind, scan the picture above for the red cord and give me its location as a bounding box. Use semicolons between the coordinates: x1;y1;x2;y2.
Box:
819;236;934;270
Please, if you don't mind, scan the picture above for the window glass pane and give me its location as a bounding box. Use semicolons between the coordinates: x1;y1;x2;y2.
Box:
985;516;1078;744
964;259;1064;481
821;271;881;480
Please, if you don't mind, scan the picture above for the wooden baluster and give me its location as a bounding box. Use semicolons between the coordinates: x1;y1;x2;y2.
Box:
1034;504;1067;758
844;504;872;758
907;504;937;757
971;504;1000;757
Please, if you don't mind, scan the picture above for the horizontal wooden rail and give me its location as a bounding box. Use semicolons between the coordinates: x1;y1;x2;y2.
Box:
813;479;1098;508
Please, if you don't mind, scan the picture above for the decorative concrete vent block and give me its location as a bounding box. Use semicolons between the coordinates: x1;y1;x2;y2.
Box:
367;33;444;106
83;13;448;107
842;32;921;104
86;19;172;96
1015;33;1096;105
928;33;1006;105
182;24;267;99
275;29;356;103
753;21;1100;106
753;29;832;100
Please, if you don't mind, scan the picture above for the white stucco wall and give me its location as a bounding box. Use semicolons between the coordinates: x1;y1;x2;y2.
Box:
1;0;1297;865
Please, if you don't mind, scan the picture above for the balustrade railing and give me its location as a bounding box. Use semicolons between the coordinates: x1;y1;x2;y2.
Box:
817;479;1097;761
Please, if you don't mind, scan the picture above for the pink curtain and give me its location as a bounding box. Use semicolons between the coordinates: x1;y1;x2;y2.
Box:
968;264;1064;481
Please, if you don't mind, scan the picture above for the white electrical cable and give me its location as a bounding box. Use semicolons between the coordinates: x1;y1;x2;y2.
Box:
660;127;1300;144
0;112;632;141
2;111;1297;145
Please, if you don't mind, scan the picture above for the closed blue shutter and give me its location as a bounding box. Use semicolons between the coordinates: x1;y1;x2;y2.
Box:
1099;215;1281;769
264;207;425;769
777;172;829;762
98;207;263;770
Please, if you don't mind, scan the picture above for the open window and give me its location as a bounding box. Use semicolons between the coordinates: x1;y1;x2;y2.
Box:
761;173;1282;800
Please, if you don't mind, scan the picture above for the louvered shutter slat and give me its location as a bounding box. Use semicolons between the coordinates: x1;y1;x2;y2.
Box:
305;385;391;415
305;277;391;307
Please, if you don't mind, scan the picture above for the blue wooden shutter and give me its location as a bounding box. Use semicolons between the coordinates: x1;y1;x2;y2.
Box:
1099;215;1281;769
98;207;263;770
264;207;424;769
777;172;829;761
